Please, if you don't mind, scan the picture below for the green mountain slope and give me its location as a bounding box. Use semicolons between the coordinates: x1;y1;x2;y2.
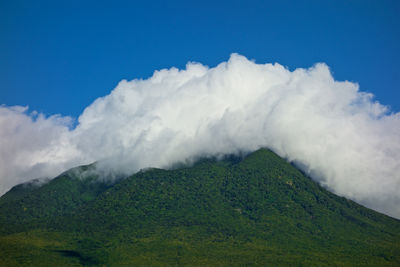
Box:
0;164;112;235
0;149;399;266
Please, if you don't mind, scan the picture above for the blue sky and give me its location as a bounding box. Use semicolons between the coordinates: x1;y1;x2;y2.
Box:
1;0;399;117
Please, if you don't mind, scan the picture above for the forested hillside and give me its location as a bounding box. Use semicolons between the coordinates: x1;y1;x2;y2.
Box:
1;149;399;266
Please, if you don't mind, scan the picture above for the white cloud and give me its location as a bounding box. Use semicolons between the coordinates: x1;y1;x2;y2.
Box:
1;54;399;218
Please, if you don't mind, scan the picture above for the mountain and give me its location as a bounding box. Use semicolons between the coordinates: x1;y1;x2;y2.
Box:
0;149;399;266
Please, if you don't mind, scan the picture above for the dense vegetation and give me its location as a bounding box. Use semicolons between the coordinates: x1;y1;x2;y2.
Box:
0;149;399;266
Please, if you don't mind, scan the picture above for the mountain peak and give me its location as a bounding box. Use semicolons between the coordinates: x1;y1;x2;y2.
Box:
1;149;399;265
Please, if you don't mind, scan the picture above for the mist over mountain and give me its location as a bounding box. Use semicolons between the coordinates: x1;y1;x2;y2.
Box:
0;54;399;218
1;149;399;266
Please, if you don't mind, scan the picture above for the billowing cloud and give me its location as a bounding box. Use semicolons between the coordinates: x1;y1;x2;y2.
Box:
1;54;399;218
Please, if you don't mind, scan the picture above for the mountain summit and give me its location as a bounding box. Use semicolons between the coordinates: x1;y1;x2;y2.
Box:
0;149;399;266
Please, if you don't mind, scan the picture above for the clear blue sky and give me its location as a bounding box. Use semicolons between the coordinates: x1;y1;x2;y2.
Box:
1;0;399;117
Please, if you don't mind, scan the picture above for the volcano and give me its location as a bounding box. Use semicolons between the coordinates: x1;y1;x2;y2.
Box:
0;149;399;266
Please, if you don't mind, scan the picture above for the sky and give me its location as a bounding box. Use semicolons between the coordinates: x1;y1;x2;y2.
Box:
1;0;399;117
1;1;400;219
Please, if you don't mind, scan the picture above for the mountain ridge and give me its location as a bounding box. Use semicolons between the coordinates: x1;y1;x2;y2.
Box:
0;148;399;266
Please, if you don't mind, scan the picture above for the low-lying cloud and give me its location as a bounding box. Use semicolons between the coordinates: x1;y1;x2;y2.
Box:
1;54;399;218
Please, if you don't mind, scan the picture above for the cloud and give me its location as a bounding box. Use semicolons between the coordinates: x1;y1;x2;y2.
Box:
1;54;399;218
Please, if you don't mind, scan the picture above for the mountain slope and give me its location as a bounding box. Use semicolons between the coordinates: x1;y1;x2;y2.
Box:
0;164;112;234
0;149;399;266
